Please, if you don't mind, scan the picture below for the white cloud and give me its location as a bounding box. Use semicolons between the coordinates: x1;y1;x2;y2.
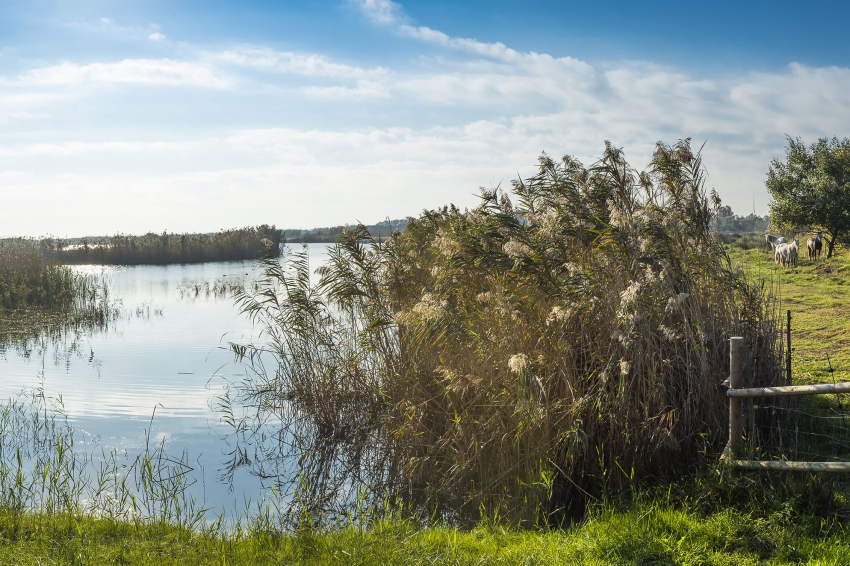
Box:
353;0;531;64
216;46;387;79
353;0;407;25
0;140;199;157
148;32;166;42
7;1;850;236
14;59;229;88
302;79;391;99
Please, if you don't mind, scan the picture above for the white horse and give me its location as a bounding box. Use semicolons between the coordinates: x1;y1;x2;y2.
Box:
774;239;799;267
765;234;787;250
807;232;823;260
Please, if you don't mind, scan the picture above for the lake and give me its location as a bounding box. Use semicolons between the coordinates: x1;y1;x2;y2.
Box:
0;243;332;513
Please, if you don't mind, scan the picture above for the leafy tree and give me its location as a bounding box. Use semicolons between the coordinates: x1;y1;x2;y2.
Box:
767;136;850;258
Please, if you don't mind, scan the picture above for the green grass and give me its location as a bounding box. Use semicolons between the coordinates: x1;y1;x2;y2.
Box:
727;242;850;384
0;502;848;565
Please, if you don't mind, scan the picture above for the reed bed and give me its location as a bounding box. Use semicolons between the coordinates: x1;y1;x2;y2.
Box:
46;225;283;265
0;238;78;310
0;238;116;352
224;140;783;526
177;278;257;299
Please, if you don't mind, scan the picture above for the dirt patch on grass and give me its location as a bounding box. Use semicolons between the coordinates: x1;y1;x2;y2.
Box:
813;263;838;274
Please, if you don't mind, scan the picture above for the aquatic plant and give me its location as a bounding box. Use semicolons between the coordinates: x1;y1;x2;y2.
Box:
0;238;78;310
0;238;116;352
45;225;284;266
0;387;205;529
225;140;782;526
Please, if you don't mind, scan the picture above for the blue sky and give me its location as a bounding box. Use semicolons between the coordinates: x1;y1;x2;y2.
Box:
3;0;850;236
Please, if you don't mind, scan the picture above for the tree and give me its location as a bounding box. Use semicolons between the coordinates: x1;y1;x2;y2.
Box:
767;136;850;258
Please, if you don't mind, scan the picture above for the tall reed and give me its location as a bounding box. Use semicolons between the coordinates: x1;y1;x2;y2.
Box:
225;140;781;526
0;238;77;309
1;238;115;352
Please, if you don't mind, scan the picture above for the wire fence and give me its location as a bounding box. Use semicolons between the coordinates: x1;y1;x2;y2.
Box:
725;331;850;471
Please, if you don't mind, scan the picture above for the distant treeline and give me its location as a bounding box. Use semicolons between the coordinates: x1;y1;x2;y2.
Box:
710;206;769;233
42;225;284;265
284;219;408;243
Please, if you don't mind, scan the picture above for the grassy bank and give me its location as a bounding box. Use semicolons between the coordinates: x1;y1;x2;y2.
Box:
0;496;848;564
726;240;850;383
45;225;283;265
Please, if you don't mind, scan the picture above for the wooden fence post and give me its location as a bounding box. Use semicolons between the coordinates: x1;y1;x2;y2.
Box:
786;310;792;385
729;337;744;458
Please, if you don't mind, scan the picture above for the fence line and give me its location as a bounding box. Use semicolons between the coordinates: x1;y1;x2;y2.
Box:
723;332;850;472
728;382;850;398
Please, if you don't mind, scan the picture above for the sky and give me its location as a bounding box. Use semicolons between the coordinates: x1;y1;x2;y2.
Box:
3;0;850;237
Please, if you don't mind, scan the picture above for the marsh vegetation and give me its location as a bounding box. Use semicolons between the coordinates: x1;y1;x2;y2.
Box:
42;225;284;266
0;238;115;347
223;140;783;526
9;142;850;563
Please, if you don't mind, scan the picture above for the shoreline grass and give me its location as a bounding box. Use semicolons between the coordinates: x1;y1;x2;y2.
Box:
0;496;848;564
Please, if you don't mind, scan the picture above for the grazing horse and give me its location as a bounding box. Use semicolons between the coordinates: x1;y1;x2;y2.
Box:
775;239;799;267
807;232;823;260
765;234;787;250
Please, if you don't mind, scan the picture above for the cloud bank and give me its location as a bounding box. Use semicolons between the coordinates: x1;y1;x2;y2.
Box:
2;2;849;236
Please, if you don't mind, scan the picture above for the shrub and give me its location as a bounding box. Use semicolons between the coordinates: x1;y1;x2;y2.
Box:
226;140;781;526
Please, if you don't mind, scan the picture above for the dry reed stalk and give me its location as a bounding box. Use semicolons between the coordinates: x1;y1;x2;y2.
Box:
225;139;781;526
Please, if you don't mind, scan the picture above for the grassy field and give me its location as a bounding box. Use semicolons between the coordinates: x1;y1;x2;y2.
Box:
726;241;850;384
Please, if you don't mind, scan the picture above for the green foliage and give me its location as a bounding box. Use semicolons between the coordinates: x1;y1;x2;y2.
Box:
284;219;408;243
0;239;115;348
0;239;77;309
45;225;284;265
711;212;770;233
226;139;781;526
767;136;850;258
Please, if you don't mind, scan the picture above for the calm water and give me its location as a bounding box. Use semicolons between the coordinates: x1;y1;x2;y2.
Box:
0;243;331;510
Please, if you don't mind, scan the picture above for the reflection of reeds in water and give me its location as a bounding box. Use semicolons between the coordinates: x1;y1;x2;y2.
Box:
177;278;259;299
221;140;783;527
0;388;206;529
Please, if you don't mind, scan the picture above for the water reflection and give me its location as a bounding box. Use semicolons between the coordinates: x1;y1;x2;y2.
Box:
0;243;332;511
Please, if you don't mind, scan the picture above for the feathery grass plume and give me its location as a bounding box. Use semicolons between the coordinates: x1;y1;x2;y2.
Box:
225;140;781;527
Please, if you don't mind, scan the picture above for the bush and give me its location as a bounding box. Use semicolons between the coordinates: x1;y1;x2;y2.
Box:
226;140;781;526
